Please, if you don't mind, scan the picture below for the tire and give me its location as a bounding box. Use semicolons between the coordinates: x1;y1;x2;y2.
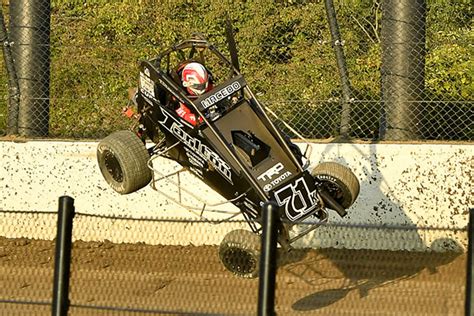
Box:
219;229;261;279
311;162;360;208
97;130;152;194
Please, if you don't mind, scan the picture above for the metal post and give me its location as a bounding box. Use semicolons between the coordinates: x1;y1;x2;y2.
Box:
380;0;426;140
465;208;474;316
9;0;51;137
257;202;279;316
0;5;20;135
324;0;352;139
225;14;240;72
52;196;75;316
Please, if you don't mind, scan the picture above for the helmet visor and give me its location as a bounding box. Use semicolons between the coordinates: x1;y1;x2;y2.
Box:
183;81;208;91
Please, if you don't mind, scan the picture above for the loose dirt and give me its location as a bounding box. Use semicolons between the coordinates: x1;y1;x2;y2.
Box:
0;237;466;315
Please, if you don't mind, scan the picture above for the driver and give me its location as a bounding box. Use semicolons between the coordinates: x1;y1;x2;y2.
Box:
175;62;213;126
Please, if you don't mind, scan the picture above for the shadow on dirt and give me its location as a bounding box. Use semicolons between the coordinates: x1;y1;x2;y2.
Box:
289;240;463;311
283;140;465;311
277;248;310;267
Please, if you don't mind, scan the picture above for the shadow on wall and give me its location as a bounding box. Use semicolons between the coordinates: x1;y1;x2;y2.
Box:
283;140;464;311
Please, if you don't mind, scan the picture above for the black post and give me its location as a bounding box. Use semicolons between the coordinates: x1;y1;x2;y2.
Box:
257;202;279;316
465;208;474;316
52;196;75;316
0;5;20;135
225;13;240;72
9;0;51;137
324;0;352;139
380;0;426;140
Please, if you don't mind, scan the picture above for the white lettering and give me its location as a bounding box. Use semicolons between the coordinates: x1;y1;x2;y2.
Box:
139;72;155;99
200;82;241;109
263;171;292;192
157;109;232;183
270;171;292;186
257;163;285;182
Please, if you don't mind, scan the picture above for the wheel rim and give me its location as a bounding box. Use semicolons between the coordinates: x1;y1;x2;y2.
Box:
320;180;344;204
222;247;257;275
103;150;123;183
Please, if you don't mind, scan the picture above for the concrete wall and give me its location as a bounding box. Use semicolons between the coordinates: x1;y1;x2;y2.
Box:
0;140;472;251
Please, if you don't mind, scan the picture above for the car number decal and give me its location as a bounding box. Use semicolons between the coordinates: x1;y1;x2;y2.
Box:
273;176;318;221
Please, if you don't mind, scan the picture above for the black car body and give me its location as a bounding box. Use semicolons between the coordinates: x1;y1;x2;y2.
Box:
97;36;360;278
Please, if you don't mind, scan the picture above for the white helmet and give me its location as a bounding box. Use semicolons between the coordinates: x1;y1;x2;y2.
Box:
181;62;210;96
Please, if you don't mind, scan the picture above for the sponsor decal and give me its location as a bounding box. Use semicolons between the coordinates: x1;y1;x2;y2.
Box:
263;171;292;192
263;184;273;192
158;108;233;184
257;163;285;182
273;177;318;222
184;147;206;168
200;81;241;109
258;162;293;192
139;69;155;99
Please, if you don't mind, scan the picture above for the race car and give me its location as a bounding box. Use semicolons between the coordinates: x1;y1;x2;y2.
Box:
97;34;360;278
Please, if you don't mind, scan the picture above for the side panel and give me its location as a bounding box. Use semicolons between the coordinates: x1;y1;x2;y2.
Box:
154;106;247;202
202;101;300;195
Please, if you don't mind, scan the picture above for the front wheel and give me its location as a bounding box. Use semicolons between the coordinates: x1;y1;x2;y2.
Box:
311;162;360;209
97;130;152;194
219;229;261;279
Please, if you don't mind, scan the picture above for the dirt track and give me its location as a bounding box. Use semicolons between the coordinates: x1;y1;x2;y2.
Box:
0;237;467;315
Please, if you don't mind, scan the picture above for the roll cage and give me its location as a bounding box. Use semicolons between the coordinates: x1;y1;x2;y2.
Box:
137;37;307;203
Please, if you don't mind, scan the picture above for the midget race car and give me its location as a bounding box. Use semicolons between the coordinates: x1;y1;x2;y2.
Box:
97;35;360;278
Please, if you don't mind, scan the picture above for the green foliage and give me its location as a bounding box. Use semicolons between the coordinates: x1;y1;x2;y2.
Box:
427;0;472;32
0;0;471;139
426;35;473;99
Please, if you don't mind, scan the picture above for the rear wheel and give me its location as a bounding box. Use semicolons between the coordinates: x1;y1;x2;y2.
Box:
97;130;152;194
311;162;360;208
219;229;261;279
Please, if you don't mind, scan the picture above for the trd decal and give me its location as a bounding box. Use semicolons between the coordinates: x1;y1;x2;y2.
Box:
258;162;293;192
257;163;284;181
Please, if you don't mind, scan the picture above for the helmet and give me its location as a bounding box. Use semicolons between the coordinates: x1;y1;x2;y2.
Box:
181;62;210;96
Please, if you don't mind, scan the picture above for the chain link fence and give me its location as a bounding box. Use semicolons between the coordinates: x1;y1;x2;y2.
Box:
0;207;468;315
0;0;471;140
0;0;472;313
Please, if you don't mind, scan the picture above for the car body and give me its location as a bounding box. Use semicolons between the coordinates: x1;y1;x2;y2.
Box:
97;35;360;278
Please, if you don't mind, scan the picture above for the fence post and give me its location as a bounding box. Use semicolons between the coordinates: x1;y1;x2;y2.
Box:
466;208;474;316
9;0;51;137
0;5;20;135
52;196;75;316
258;201;279;316
324;0;352;139
380;0;426;140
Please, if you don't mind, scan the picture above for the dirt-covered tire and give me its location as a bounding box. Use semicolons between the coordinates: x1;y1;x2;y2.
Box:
97;130;152;194
311;162;360;208
219;229;261;279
